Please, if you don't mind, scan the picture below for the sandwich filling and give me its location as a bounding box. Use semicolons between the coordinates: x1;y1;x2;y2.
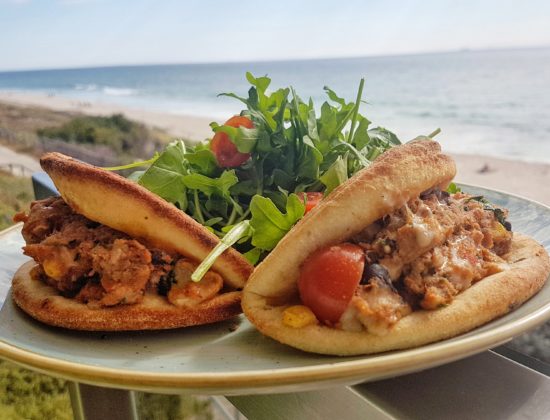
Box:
15;197;225;308
296;189;513;335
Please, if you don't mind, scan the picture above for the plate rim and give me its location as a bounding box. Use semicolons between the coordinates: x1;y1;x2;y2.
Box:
1;184;549;392
1;300;549;392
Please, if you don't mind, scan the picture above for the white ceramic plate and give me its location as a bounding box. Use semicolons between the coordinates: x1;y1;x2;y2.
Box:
0;185;549;395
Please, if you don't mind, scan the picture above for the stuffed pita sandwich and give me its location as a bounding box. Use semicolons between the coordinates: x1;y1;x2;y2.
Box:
242;139;550;355
12;153;253;331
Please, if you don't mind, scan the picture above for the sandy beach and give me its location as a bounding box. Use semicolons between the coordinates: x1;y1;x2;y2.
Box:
1;91;549;206
451;154;550;206
0;91;215;141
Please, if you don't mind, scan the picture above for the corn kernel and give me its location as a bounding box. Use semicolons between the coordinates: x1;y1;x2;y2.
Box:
43;259;63;280
492;222;508;239
282;305;318;328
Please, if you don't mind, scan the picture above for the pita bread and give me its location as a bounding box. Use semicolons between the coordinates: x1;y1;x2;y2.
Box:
40;152;251;289
242;140;550;355
12;262;242;331
12;153;253;330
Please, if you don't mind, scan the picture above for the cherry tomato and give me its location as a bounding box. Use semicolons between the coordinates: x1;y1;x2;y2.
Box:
224;115;254;129
297;192;323;213
210;115;254;167
298;243;365;323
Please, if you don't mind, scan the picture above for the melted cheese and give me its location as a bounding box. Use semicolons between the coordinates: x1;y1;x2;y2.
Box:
339;305;364;332
412;216;436;248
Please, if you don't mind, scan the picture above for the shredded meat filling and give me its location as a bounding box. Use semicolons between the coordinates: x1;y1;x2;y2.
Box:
17;197;223;308
342;189;513;333
167;260;223;307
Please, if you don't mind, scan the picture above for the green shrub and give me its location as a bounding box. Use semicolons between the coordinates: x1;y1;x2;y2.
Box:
0;171;33;230
0;360;72;420
0;359;215;420
37;114;152;156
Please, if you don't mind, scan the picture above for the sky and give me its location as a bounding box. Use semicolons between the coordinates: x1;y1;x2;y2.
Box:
1;0;550;71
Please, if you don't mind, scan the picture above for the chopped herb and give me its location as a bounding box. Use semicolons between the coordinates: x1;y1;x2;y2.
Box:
191;220;252;282
467;196;511;229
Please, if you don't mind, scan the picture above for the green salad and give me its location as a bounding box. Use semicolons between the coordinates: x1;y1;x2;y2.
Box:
110;73;437;280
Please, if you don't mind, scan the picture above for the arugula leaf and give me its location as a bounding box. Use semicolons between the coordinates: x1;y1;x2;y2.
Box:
115;73;405;268
182;170;238;198
318;101;340;151
137;140;188;209
320;155;348;194
352;117;372;150
368;127;401;146
297;135;323;181
127;170;145;181
347;78;365;143
243;247;263;265
323;85;347;106
103;153;160;171
446;182;462;194
184;146;218;177
250;193;305;251
246;72;271;96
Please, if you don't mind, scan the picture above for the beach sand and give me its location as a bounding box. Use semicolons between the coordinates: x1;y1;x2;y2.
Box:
452;154;550;206
0;91;215;141
1;91;549;206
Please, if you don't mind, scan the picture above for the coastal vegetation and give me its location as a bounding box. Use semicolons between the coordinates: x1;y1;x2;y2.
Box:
0;360;72;420
0;171;33;230
0;102;171;165
37;113;168;158
0;358;213;419
0;358;214;419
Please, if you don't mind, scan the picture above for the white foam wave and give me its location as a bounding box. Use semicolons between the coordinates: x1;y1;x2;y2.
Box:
102;86;137;96
74;83;98;91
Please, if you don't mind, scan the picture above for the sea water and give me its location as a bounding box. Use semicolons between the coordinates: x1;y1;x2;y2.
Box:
1;47;549;162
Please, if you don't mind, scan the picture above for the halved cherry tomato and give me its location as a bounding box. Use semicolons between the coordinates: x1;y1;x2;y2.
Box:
297;192;323;214
210;115;254;167
297;243;365;323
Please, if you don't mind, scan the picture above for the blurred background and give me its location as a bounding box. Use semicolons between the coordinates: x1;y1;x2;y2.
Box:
0;0;549;418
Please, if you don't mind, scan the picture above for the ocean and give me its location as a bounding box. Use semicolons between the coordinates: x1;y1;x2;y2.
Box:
1;48;549;162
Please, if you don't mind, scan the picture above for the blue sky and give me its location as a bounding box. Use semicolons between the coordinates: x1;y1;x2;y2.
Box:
1;0;550;71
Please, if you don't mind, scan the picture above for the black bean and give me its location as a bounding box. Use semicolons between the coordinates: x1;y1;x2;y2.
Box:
503;221;512;231
88;273;100;284
420;188;450;204
365;251;378;264
361;263;391;285
419;188;435;200
436;190;451;204
151;251;166;265
157;271;175;296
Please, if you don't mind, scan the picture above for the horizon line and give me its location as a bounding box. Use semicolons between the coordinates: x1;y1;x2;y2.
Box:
1;44;549;74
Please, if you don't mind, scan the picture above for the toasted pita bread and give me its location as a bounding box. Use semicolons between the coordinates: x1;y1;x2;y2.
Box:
242;140;550;355
12;262;242;330
40;152;251;289
12;153;253;331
